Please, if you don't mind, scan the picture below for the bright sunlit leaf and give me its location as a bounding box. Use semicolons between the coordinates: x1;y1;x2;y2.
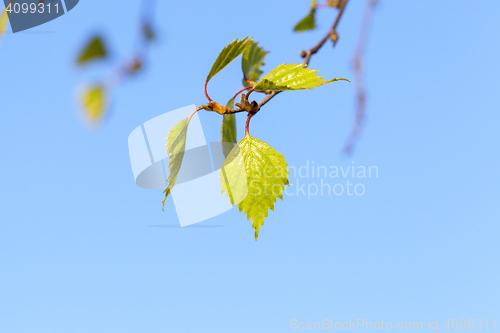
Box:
162;118;189;209
220;135;289;240
254;63;349;91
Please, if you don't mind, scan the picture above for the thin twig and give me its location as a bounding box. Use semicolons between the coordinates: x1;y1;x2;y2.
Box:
301;0;349;66
251;0;350;113
226;107;248;114
257;91;279;110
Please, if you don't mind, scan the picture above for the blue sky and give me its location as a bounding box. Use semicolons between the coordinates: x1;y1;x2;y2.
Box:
0;0;499;332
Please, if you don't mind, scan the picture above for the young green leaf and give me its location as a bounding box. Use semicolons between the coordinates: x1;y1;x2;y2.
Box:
162;118;189;209
207;37;252;82
293;10;316;32
220;135;289;240
76;35;108;66
242;41;269;82
80;85;106;123
0;8;8;47
221;98;237;158
254;63;349;91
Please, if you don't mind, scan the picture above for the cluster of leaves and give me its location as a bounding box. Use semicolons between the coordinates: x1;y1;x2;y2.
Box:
76;24;155;125
162;37;348;240
1;0;366;239
294;0;340;32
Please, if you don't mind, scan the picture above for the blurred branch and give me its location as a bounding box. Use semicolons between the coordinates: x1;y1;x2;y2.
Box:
104;0;158;87
300;0;348;66
343;0;377;154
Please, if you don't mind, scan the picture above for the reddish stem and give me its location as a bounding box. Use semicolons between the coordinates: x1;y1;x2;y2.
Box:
187;106;202;122
245;113;255;136
245;88;255;101
204;81;212;102
232;86;252;102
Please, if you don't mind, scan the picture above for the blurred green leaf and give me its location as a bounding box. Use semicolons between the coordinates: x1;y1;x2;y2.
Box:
207;37;252;82
81;85;106;123
242;41;269;82
221;98;237;158
293;10;316;32
254;63;349;91
162;118;189;209
220;135;289;240
77;35;108;66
